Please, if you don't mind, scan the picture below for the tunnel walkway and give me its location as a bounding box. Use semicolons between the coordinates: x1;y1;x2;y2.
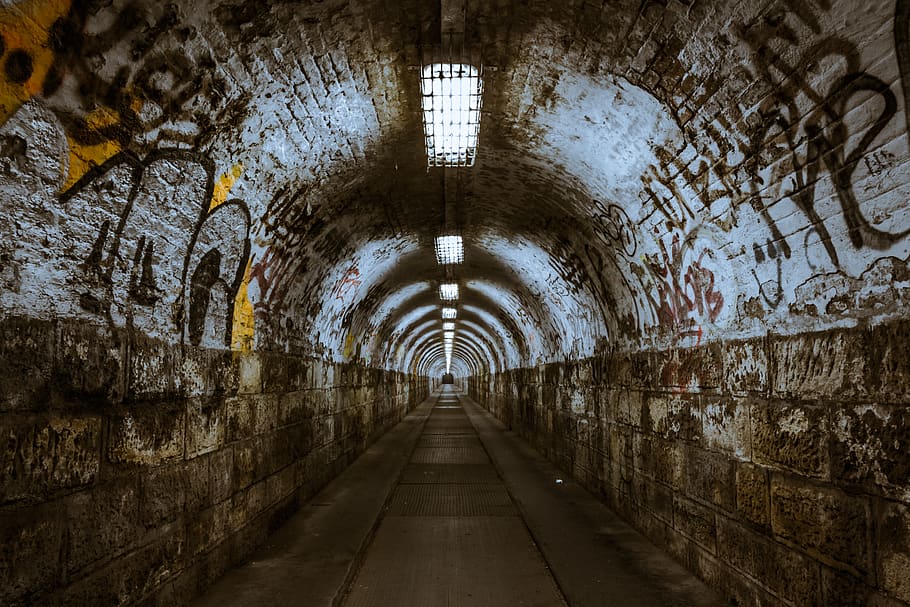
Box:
193;387;724;607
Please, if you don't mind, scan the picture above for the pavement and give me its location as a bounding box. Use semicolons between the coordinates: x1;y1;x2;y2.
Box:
192;386;724;607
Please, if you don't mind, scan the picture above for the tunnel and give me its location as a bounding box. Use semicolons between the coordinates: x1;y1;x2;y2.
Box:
2;0;910;604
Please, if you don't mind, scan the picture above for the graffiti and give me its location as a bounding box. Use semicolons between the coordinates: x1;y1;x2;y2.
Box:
0;0;236;188
894;0;910;131
740;3;910;271
61;150;250;346
333;265;362;302
641;229;725;330
0;102;251;348
591;200;637;257
863;149;898;179
545;273;570;298
641;173;694;231
751;240;784;308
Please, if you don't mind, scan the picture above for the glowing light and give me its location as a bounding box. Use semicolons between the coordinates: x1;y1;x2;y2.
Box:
434;234;464;265
439;283;459;300
443;322;455;331
444;330;455;342
421;64;482;167
442;307;457;319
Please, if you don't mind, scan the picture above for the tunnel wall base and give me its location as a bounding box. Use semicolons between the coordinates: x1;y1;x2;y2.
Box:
0;316;429;606
469;319;910;607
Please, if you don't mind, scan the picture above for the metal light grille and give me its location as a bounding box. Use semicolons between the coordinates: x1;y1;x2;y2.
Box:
442;307;457;320
434;235;464;265
439;283;459;300
421;64;483;167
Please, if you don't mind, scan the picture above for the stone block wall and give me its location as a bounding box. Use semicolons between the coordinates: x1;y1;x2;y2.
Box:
0;316;428;606
469;319;910;606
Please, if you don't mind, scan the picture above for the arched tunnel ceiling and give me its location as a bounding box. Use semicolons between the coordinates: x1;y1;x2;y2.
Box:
2;0;909;377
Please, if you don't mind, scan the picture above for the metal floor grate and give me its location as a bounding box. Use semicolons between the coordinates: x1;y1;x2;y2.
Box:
401;464;502;484
410;447;490;464
387;483;517;516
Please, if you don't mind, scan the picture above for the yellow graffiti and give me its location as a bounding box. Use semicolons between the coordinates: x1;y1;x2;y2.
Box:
0;0;127;189
231;258;255;353
0;0;69;122
210;163;244;211
343;333;356;359
63;106;123;190
205;161;253;352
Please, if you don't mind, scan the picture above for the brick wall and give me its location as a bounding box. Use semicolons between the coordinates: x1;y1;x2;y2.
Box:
470;319;910;606
0;316;428;606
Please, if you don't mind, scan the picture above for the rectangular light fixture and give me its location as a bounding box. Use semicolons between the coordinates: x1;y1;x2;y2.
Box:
421;63;482;167
439;283;459;300
443;322;455;331
434;235;464;265
442;307;457;319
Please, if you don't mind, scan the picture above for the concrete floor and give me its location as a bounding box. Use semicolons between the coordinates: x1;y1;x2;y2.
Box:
193;388;724;607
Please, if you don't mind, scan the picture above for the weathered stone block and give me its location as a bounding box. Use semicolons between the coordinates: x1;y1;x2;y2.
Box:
632;476;673;524
0;317;54;410
629;352;653;389
751;400;829;478
717;517;822;606
656;342;722;390
673;495;717;553
232;439;259;493
769;331;865;399
185;454;211;513
689;547;789;607
209;447;234;504
286;355;310;391
701;397;750;459
56;522;184;606
278;390;311;426
877;500;910;602
831;404;910;494
141;462;186;528
660;394;702;443
261;352;289;393
634;392;666;433
684;446;735;511
54;321;125;402
238;353;261;394
736;462;770;528
128;335;176;400
1;414;101;503
65;480;141;574
253;393;280;435
176;347;238;399
225;396;255;442
0;505;64;604
722;338;767;394
109;405;185;465
821;566;871;607
864;320;910;402
187;398;225;457
770;476;871;574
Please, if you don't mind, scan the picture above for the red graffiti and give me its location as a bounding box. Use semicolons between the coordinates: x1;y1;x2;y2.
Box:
645;232;724;329
333;265;362;301
249;248;275;295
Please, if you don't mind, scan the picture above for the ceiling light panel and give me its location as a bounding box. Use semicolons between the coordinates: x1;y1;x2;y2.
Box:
421;63;483;167
434;235;464;265
439;283;459;300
